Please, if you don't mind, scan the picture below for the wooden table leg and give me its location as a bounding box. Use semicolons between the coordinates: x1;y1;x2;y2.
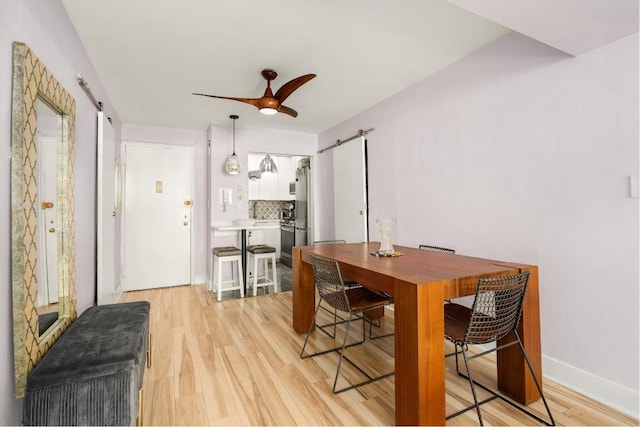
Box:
394;280;446;426
497;266;542;403
292;247;316;333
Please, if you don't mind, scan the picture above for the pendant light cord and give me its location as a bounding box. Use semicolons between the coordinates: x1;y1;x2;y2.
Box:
230;114;238;155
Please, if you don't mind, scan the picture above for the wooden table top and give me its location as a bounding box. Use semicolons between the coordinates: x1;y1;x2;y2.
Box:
299;242;531;299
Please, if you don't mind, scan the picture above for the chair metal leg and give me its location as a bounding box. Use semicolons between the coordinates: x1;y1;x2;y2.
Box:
446;337;555;426
366;314;394;340
446;344;498;424
446;341;465;358
331;314;395;393
302;303;395;394
454;343;460;373
316;303;339;339
462;346;484;425
300;301;324;358
515;331;556;426
333;316;354;393
301;302;366;359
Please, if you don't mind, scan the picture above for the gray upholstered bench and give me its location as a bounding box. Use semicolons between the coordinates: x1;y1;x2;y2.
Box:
23;301;151;426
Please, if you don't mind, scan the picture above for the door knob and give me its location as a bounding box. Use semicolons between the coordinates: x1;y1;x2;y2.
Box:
183;222;188;226
48;228;56;233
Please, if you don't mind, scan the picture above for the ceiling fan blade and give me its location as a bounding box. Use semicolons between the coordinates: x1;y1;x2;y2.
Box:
274;74;316;103
278;105;298;117
193;93;262;108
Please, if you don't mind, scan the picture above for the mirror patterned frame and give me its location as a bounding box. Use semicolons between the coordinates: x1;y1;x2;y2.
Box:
11;42;77;397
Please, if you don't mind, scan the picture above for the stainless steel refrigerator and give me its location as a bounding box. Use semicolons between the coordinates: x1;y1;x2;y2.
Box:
294;158;310;249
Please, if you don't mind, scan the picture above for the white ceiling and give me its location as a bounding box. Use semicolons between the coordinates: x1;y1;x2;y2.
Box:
61;0;637;135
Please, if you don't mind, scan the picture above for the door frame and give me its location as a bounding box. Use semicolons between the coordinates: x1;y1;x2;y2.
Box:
120;141;195;289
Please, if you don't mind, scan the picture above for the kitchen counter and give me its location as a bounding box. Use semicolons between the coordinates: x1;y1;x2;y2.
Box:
212;221;282;288
213;220;280;232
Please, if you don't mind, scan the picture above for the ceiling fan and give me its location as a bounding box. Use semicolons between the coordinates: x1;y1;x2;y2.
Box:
193;69;316;118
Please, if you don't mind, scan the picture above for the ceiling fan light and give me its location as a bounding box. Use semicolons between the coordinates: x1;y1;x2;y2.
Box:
259;154;278;173
260;107;278;116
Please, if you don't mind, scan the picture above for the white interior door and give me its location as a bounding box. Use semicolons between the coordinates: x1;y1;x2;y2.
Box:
37;136;59;305
97;112;119;305
333;136;368;243
122;142;193;290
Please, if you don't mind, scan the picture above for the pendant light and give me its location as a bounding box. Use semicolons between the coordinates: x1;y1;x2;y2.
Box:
259;153;278;173
225;114;241;175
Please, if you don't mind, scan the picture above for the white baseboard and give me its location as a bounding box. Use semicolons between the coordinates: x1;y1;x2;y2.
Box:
543;355;639;419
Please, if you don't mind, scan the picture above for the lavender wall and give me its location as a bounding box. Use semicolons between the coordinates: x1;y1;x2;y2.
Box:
318;32;639;416
0;1;121;423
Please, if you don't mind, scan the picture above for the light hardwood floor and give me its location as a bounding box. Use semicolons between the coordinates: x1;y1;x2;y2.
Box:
120;285;638;426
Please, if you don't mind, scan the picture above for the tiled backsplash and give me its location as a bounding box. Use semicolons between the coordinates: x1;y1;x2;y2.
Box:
249;200;289;220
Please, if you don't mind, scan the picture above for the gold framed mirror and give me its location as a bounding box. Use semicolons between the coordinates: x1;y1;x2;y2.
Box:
11;42;77;397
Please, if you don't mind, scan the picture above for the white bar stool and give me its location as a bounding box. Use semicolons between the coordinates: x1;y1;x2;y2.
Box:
247;244;278;296
212;246;244;301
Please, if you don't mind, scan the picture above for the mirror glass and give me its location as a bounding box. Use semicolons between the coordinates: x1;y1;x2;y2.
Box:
11;42;77;398
35;97;62;336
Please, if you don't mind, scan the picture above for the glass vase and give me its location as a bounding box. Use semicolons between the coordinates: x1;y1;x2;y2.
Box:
377;218;396;255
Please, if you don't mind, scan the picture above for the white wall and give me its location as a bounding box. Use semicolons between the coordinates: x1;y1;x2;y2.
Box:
0;1;120;423
318;32;639;417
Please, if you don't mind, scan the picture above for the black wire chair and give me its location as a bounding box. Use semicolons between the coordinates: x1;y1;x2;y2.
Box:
312;240;361;338
419;243;457;307
418;244;456;254
444;272;555;426
313;239;348;246
300;254;394;393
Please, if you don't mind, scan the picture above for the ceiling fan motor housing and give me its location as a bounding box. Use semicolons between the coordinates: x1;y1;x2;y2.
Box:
193;69;316;118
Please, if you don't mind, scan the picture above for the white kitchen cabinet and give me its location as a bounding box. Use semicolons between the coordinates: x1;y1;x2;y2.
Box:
247;229;264;246
259;156;279;199
249;153;297;201
246;225;281;285
248;153;279;200
263;227;281;258
247;226;280;258
248;154;261;200
277;156;295;200
248;153;278;200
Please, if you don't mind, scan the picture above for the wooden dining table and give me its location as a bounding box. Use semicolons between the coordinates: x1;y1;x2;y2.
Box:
291;242;543;426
